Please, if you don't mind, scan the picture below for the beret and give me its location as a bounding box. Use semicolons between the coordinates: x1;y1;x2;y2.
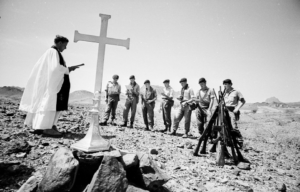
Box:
163;79;170;83
129;75;135;79
179;78;187;83
112;74;119;79
223;79;232;85
199;78;206;83
144;80;150;84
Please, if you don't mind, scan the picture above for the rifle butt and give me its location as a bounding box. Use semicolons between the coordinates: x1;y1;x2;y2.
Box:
216;142;225;167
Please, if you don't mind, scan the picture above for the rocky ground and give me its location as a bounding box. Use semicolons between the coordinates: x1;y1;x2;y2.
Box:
0;97;300;192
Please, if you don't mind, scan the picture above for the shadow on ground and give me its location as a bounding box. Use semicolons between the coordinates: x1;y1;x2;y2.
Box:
0;162;35;190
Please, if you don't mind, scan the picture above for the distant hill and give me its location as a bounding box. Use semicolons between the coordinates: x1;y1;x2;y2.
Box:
0;86;24;99
69;90;94;104
266;97;281;104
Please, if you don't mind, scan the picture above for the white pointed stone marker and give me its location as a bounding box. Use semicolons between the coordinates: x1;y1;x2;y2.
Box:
71;14;130;152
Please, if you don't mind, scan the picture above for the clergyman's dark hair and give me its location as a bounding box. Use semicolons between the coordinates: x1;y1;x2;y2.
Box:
54;35;69;44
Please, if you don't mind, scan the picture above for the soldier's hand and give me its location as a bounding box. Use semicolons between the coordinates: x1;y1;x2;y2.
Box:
233;108;239;114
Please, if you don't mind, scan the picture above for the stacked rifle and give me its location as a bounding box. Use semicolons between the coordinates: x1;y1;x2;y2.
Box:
193;87;246;166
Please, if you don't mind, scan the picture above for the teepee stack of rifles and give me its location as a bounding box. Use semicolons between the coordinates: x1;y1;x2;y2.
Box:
193;87;245;166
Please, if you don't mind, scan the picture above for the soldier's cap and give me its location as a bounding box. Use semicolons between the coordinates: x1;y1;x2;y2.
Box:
112;74;119;79
199;78;206;83
223;79;232;85
144;80;150;84
163;79;170;83
129;75;135;80
179;78;187;83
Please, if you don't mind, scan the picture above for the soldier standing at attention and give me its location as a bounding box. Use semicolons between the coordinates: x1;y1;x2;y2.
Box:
169;78;195;138
223;79;246;148
121;75;140;128
193;78;215;136
100;75;121;126
141;80;157;131
160;79;174;133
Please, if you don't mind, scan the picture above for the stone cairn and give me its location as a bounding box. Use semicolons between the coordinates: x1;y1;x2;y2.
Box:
17;147;170;192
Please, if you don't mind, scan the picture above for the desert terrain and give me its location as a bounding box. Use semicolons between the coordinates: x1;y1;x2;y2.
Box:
0;87;300;192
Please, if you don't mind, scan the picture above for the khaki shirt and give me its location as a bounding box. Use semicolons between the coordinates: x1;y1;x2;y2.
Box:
224;89;244;107
162;86;174;100
182;87;195;100
141;86;157;101
126;82;140;100
196;87;215;108
106;81;121;95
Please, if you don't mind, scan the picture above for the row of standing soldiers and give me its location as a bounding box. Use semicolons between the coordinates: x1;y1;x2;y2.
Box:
100;75;245;145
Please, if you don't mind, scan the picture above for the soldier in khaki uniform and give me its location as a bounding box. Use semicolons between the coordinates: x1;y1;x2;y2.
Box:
193;78;215;135
223;79;246;148
100;75;121;125
140;80;157;131
160;79;174;133
169;78;195;138
121;75;140;128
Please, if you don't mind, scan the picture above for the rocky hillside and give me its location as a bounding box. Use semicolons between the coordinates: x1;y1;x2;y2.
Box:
0;86;23;99
1;96;300;191
69;90;94;104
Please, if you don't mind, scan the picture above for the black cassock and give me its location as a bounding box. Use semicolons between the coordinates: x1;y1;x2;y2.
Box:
51;46;70;111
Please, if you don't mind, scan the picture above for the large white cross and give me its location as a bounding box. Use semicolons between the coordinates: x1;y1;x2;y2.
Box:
71;14;130;152
74;13;130;92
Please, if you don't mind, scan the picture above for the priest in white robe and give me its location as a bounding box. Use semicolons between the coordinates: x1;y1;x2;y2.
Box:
19;35;79;137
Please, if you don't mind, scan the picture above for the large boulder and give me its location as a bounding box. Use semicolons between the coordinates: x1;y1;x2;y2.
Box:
87;156;128;192
17;176;39;192
37;147;79;192
126;152;169;191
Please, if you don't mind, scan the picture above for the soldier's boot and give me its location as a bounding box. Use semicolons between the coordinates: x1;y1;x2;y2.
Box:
150;125;155;132
182;131;189;138
168;129;176;136
129;122;134;128
121;121;127;127
145;124;150;131
160;125;168;133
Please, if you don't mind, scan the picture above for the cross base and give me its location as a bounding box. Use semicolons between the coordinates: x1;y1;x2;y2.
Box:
71;92;110;152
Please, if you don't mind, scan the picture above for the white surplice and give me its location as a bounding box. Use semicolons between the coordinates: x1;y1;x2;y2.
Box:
19;48;69;130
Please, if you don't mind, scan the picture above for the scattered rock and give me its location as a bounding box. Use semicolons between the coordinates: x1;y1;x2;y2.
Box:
86;156;128;192
16;152;27;158
6;139;31;154
237;162;251;170
1;134;10;141
149;148;158;155
122;153;139;169
37;147;79;192
17;176;39;192
277;183;287;192
233;170;241;176
6;111;14;116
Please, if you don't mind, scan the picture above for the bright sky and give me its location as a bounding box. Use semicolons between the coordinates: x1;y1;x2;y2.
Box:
0;0;299;102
